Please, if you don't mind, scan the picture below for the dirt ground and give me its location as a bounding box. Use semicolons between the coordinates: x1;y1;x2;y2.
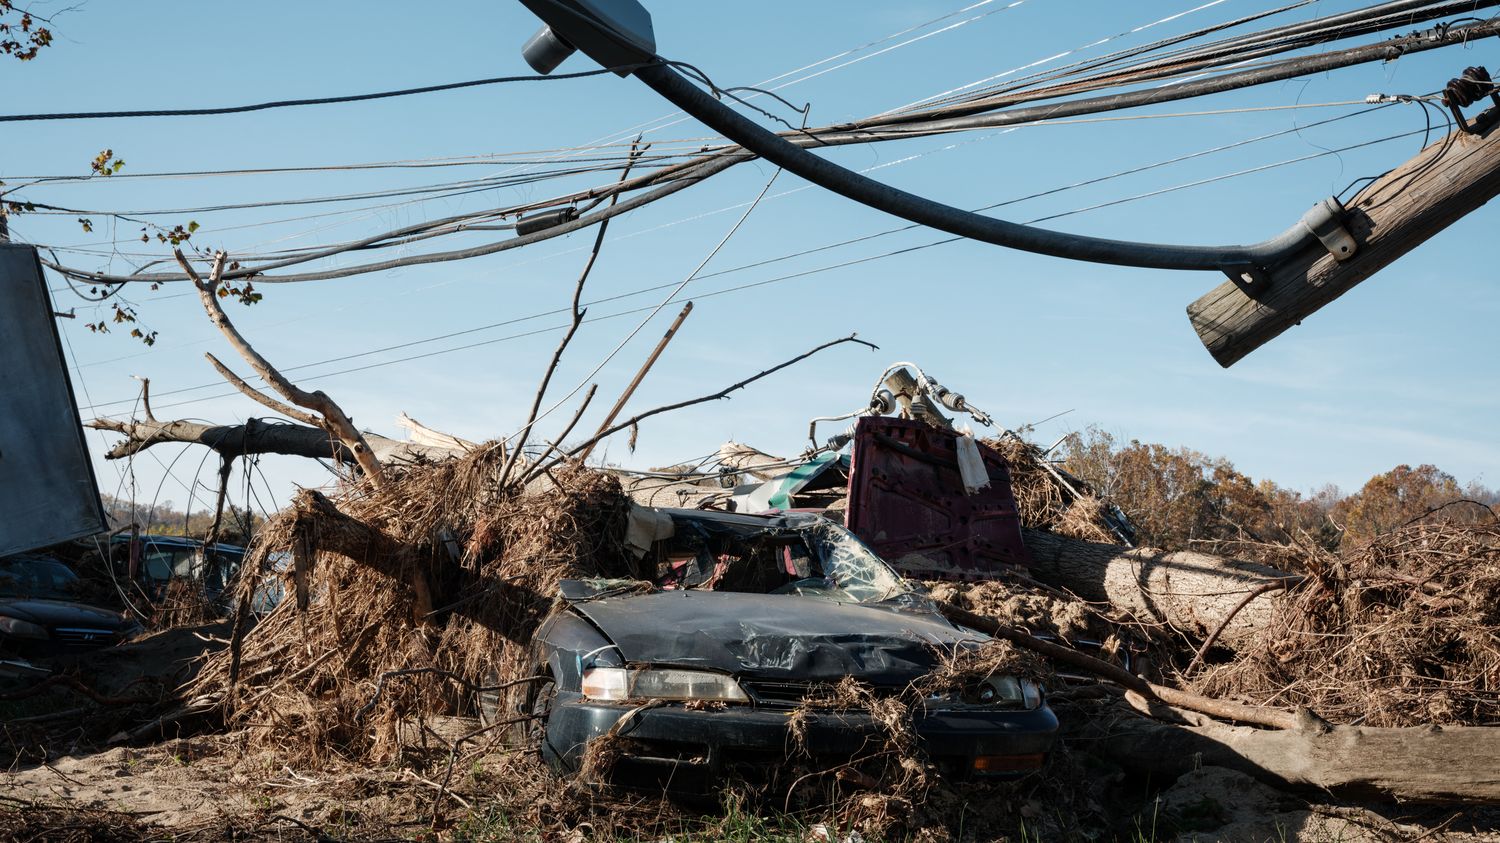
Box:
5;714;1500;842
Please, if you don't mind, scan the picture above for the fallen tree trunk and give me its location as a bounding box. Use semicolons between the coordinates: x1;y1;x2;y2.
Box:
88;416;351;461
1086;710;1500;803
88;416;461;465
1021;527;1291;650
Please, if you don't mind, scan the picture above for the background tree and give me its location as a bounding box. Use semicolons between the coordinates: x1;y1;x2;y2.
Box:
1050;427;1499;561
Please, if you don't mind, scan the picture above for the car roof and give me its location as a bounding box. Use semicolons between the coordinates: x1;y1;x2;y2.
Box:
109;534;245;553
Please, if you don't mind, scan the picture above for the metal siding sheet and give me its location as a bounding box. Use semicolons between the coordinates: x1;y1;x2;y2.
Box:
0;245;107;554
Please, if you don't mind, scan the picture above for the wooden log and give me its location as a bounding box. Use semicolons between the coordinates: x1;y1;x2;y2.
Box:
88;416;346;461
1021;527;1291;650
1087;710;1500;803
87;416;459;465
1188;104;1500;367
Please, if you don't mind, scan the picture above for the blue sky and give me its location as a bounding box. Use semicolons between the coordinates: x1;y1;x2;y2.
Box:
6;0;1498;519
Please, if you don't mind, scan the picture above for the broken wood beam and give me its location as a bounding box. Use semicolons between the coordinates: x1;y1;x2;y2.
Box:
1189;103;1500;367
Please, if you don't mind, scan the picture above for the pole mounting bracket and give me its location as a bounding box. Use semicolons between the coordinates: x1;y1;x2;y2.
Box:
1301;196;1358;262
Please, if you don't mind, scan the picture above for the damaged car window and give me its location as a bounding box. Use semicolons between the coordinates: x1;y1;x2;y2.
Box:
652;512;907;604
0;556;83;601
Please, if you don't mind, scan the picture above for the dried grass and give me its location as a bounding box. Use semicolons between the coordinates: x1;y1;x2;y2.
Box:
986;435;1119;543
150;578;218;629
1197;522;1500;726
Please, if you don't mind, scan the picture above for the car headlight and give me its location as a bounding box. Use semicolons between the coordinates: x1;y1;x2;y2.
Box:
973;676;1043;710
581;667;749;703
928;675;1043;710
0;615;49;640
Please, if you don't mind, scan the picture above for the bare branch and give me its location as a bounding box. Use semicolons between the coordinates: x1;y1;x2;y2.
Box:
134;376;155;422
561;333;878;463
499;142;642;487
203;352;319;426
176;248;386;488
519;384;598;485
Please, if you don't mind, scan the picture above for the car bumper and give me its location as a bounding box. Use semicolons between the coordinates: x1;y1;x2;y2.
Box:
544;692;1058;792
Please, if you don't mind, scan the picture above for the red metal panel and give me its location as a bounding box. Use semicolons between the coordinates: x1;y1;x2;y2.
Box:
844;417;1030;580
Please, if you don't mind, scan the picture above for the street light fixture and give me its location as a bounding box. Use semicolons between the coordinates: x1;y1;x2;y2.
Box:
518;0;655;76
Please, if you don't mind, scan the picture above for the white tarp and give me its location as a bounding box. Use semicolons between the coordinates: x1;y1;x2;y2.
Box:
0;245;106;555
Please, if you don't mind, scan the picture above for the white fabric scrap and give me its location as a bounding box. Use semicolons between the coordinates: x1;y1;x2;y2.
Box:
955;425;991;495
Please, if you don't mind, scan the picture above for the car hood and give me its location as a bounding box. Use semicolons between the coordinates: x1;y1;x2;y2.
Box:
0;598;128;629
568;590;984;684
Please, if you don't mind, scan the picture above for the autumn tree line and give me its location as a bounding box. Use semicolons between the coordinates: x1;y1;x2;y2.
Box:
1057;427;1499;564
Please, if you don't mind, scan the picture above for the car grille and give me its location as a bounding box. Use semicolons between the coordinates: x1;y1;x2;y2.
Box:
52;627;117;647
740;679;902;709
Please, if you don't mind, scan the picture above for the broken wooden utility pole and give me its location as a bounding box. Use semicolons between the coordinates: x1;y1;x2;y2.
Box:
1189;98;1500;367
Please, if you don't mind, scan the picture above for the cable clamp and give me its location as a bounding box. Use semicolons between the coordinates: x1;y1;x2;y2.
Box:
1299;197;1357;262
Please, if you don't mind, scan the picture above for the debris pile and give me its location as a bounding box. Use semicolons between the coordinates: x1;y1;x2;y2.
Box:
1199;520;1500;726
985;434;1120;545
186;448;633;761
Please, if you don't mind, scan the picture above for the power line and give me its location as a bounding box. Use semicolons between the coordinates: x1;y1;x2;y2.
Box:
82;121;1422;420
0;67;628;123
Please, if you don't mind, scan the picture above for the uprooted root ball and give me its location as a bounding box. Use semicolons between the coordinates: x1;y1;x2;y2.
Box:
1197;522;1500;726
186;448;633;762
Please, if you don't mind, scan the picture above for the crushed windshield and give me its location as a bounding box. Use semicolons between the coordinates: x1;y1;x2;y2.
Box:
0;557;82;600
651;513;909;604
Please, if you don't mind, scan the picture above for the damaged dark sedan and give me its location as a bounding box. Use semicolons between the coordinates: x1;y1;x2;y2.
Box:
487;508;1057;792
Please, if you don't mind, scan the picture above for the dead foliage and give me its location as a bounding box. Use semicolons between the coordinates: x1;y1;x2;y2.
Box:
986;435;1119;544
185;446;634;763
1197;521;1500;726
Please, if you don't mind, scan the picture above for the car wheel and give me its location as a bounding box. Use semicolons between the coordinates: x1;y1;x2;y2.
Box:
525;675;557;747
478;667;557;751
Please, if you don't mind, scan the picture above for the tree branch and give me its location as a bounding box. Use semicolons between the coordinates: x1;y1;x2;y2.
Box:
176;248;386;488
520;383;598;486
561;333;877;462
203;352;319;427
499;143;642;488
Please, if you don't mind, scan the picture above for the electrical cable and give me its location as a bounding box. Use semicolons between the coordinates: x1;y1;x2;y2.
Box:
72;102;1394;405
81;122;1424;421
0;66;632;122
43;12;1497;288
